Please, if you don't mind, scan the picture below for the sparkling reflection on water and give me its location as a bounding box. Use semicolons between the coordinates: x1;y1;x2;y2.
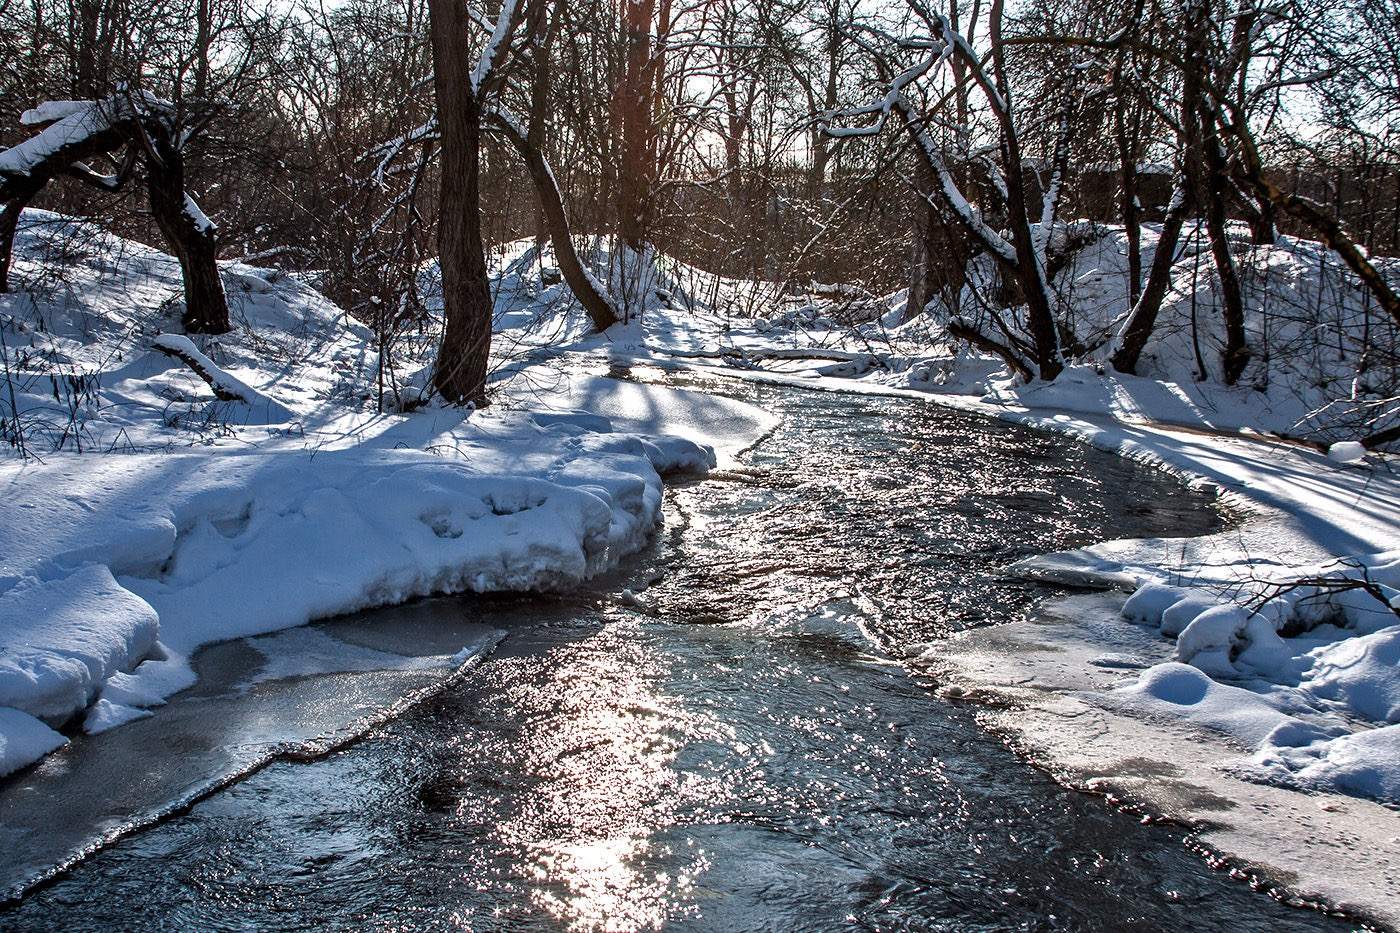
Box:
0;377;1355;931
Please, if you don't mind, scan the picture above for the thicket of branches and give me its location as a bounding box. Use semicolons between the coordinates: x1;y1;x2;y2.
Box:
1;0;1397;435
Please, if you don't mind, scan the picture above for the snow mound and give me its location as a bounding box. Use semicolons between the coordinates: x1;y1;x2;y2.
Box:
1103;662;1307;747
0;565;159;724
0;708;67;776
0;211;754;773
1303;627;1400;724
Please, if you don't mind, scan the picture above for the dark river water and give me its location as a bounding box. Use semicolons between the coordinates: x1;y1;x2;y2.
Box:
0;374;1358;931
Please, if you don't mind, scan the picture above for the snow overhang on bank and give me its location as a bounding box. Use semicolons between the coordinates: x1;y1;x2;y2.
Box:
0;212;779;778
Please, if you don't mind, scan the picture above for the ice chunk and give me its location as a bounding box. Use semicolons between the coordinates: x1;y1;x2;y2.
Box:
83;699;153;734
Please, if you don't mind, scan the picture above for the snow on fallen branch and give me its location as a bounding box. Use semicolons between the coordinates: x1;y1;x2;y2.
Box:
655;346;886;366
151;334;269;405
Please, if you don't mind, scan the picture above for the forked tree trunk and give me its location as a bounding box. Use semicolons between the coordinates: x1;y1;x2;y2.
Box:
1178;0;1248;385
427;0;493;407
144;132;230;335
489;111;619;332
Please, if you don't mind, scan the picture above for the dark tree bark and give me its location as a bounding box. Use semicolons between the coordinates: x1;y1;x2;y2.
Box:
1111;187;1191;374
1201;128;1250;384
907;157;941;321
0;179;42;294
427;0;492;407
142;126;230;335
615;0;670;249
988;0;1061;380
488;111;620;332
526;2;555;254
1115;102;1143;307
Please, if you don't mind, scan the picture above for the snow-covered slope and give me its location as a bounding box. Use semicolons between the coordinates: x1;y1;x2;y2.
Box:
0;211;771;775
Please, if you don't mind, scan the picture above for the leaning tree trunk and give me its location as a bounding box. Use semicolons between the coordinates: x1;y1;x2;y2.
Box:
489;111;619;332
1111;186;1190;374
1227;114;1400;331
427;0;493;407
145;137;230;335
989;0;1062;381
1201;128;1250;384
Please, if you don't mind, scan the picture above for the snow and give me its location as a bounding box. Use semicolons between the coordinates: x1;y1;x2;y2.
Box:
4;206;1399;918
0;101;113;176
0;565;159;725
451;223;1400;922
0;708;67;777
1327;440;1367;463
150;332;281;410
1303;626;1400;723
1255;723;1400;803
0;211;766;776
1103;662;1306;747
19;101;94;126
181;193;215;234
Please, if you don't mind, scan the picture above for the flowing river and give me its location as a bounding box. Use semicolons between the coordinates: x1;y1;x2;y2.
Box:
0;371;1360;930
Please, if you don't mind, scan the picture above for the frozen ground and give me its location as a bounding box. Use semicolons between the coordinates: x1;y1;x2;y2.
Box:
0;211;772;777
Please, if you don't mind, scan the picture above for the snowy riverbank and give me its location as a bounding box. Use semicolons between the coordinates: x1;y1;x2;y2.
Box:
555;281;1400;923
0;212;773;776
4;213;1397;921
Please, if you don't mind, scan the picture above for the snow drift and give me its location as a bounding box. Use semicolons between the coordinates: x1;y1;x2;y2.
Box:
0;210;769;775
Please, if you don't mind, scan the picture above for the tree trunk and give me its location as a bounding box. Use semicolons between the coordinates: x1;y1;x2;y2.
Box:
427;0;492;407
489;111;619;332
1116;104;1142;307
0;201;24;294
1247;191;1277;245
1180;0;1248;384
989;0;1061;380
907;157;939;321
145;134;230;335
616;0;659;249
527;5;554;254
1111;187;1190;374
0;180;42;294
1202;129;1250;384
74;0;102;95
